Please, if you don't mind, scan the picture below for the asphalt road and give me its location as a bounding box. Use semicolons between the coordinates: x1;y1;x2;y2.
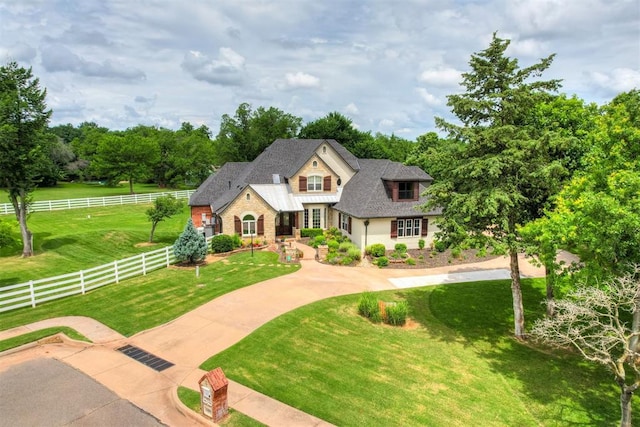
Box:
0;358;165;427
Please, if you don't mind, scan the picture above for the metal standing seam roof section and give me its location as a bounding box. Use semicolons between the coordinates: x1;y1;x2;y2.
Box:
117;344;174;372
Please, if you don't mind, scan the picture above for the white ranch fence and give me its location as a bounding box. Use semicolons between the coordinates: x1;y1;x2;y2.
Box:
0;190;195;215
0;236;212;313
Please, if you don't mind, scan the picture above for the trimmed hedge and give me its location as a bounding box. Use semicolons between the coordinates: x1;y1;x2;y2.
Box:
301;228;324;238
211;234;234;253
367;243;386;257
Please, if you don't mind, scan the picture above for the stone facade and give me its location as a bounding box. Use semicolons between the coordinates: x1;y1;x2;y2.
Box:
219;186;277;243
291;154;339;195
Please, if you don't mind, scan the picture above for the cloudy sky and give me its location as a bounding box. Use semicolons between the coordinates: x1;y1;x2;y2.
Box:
1;1;638;140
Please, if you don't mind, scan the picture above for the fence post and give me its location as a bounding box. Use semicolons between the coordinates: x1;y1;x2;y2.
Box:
135;194;139;204
80;270;85;294
142;252;147;275
29;280;36;308
114;260;119;283
166;246;171;267
103;197;106;206
49;200;52;211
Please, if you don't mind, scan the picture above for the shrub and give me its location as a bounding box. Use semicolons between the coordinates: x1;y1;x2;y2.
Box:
326;252;339;264
301;228;323;238
312;235;326;248
376;256;389;267
367;243;386;257
340;256;353;266
394;243;407;254
347;247;361;261
210;234;234;253
231;233;242;249
357;292;380;320
174;219;208;264
418;239;425;250
385;301;408;326
451;246;462;259
406;258;416;266
327;239;339;252
434;239;447;253
338;241;352;253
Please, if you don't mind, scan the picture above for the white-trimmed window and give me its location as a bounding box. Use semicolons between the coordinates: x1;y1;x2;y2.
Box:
312;208;321;228
307;175;322;191
242;214;256;236
397;218;421;237
303;209;309;228
341;214;349;231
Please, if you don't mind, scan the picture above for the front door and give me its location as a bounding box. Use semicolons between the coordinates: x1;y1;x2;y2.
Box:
276;212;294;236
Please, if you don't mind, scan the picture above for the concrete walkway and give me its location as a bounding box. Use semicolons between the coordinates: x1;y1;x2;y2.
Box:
0;244;548;426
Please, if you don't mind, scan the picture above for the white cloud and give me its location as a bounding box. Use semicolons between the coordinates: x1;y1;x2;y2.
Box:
507;38;549;57
41;44;145;80
418;67;462;87
344;102;359;115
283;72;320;89
181;48;246;86
416;88;441;106
379;118;394;127
589;68;640;93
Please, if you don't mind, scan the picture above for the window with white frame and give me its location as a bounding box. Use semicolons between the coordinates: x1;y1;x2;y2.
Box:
307;175;322;191
242;214;256;236
304;209;309;228
397;218;421;237
341;213;350;231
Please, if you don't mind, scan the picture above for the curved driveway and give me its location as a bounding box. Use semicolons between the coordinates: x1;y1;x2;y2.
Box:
0;244;549;426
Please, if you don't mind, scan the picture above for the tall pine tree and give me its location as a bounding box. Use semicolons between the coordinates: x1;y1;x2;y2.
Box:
424;33;562;338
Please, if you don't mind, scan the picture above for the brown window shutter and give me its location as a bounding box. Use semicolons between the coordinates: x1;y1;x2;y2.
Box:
421;218;428;236
215;216;221;233
323;176;331;192
392;183;399;202
338;213;342;227
257;215;264;235
390;220;398;238
348;216;352;234
413;183;419;200
234;216;241;234
299;176;307;192
294;212;299;228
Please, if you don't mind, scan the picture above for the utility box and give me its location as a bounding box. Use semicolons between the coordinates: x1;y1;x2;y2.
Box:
199;367;229;422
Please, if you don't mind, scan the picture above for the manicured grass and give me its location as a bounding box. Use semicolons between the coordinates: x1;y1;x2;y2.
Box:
0;327;90;352
0;251;299;337
177;387;265;427
0;204;191;285
202;278;634;426
24;182;175;201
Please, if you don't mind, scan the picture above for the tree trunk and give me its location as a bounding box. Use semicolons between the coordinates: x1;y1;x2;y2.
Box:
545;264;555;318
509;250;526;339
129;179;134;195
629;296;640;356
620;385;633;427
149;222;158;243
10;192;33;258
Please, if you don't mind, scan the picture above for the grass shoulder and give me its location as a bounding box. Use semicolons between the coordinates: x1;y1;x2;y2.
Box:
177;387;265;427
0;251;298;336
0;327;90;352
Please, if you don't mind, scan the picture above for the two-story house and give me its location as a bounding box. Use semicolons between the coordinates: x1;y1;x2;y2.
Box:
189;138;440;250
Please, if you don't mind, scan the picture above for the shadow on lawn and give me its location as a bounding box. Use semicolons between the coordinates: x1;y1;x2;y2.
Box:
402;279;622;426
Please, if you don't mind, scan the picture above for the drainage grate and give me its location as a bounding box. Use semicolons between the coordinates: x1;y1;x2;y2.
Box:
117;344;174;372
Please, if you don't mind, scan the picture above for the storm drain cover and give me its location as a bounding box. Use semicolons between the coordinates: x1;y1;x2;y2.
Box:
117;344;174;372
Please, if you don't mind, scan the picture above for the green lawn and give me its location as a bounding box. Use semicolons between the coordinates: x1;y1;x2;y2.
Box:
0;204;191;285
177;387;265;427
0;327;90;352
202;278;632;426
0;251;299;337
16;182;177;201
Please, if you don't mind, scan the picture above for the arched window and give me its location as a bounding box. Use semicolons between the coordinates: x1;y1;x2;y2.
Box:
242;214;256;236
312;160;318;168
246;193;250;201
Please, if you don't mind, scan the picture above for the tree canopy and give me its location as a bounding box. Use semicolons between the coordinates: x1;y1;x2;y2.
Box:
0;61;51;257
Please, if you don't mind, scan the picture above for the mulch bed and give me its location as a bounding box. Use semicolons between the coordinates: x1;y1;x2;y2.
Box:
379;248;501;269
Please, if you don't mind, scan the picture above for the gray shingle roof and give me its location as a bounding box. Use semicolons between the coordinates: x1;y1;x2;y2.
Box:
333;159;440;218
191;139;360;212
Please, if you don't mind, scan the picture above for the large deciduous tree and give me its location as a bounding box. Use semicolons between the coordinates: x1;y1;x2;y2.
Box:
90;131;159;193
298;111;371;157
531;267;640;427
0;62;51;257
423;33;563;338
215;103;301;163
530;90;640;283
